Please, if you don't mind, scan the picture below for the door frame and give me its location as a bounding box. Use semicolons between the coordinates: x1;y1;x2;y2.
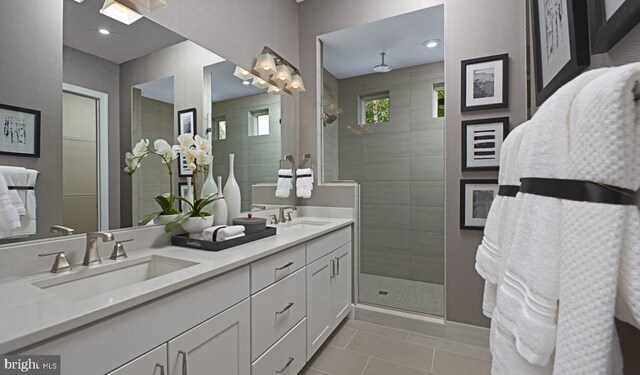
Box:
62;83;109;231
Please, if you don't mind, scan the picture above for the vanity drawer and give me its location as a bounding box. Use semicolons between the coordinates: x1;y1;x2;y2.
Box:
306;226;351;263
251;318;306;375
251;243;305;293
251;267;306;360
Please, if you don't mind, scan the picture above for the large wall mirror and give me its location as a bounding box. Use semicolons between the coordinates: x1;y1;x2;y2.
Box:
0;0;291;243
319;6;445;317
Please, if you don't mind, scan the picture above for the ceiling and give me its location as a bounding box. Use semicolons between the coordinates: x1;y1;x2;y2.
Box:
320;5;444;79
205;61;268;102
63;0;186;64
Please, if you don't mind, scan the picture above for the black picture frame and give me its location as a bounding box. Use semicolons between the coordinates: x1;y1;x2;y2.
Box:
461;117;509;171
0;103;41;157
177;108;197;177
461;54;509;112
460;179;499;230
531;0;590;106
177;182;190;212
587;0;640;54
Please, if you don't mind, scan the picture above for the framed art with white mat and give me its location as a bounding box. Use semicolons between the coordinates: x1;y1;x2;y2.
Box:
460;179;499;230
177;108;197;177
462;117;509;171
461;54;509;111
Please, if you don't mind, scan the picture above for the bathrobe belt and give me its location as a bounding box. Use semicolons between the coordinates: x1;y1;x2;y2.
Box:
518;177;637;206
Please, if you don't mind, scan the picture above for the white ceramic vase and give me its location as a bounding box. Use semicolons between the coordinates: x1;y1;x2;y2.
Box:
212;176;228;226
181;215;213;233
200;160;218;215
223;153;241;225
155;214;178;225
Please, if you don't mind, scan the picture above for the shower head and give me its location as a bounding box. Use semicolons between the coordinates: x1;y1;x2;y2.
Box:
322;112;338;125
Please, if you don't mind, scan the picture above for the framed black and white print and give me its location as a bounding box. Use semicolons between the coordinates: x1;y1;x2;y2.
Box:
461;54;509;111
462;117;509;171
460;179;499;230
587;0;640;54
0;104;41;157
177;108;197;177
532;0;590;105
177;182;190;212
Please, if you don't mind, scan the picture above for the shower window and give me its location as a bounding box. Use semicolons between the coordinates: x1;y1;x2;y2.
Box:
249;110;269;136
360;92;390;124
214;117;226;140
433;82;445;118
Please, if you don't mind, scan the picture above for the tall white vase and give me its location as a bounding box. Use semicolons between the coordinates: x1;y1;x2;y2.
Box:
200;160;218;215
223;153;241;224
212;176;228;226
185;177;194;208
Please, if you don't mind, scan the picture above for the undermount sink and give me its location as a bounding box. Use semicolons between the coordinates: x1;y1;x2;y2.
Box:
275;219;331;232
33;255;198;301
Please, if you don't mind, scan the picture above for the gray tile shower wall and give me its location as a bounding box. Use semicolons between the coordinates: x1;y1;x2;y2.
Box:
337;62;445;284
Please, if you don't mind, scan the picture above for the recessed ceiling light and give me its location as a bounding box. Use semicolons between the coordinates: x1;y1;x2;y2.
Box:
242;80;250;86
98;28;110;35
424;39;440;48
74;0;85;3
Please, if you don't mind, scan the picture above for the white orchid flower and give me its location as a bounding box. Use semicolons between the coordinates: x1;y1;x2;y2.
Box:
177;134;195;150
194;135;212;154
124;152;140;174
154;139;177;163
132;138;149;157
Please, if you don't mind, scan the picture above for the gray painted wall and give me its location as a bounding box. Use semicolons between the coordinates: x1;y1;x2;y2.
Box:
62;46;121;229
322;69;340;182
444;0;527;327
336;62;445;285
0;0;63;239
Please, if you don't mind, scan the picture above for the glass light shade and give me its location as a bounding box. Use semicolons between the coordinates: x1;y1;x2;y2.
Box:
99;0;143;25
233;66;253;80
251;77;270;89
286;74;306;92
273;64;292;84
253;53;277;75
267;85;283;95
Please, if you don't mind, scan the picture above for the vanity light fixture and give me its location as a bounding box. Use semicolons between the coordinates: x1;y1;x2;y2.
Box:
267;85;283;95
253;52;277;75
251;46;306;95
251;77;270;89
286;73;305;92
233;66;253;80
98;28;111;35
423;39;440;48
99;0;143;25
273;64;293;85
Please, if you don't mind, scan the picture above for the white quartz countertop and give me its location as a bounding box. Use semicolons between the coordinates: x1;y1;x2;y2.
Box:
0;217;353;354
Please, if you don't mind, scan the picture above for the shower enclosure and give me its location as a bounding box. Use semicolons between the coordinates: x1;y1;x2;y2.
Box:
320;6;445;317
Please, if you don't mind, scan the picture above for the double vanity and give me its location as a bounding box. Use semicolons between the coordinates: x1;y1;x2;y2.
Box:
0;214;354;375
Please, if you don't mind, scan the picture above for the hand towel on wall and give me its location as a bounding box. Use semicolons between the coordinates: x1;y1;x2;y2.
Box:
552;63;640;375
0;167;38;238
487;68;610;374
475;122;529;317
0;172;20;232
276;168;293;198
296;168;314;198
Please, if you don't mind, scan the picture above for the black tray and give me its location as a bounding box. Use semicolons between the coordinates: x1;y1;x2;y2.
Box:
171;226;277;252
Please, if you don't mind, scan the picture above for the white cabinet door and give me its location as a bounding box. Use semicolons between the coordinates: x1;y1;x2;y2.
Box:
106;344;167;375
168;299;250;375
306;252;334;360
332;243;352;324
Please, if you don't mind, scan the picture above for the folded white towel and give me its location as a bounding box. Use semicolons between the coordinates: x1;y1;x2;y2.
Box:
489;68;609;373
296;168;314;198
276;169;293;198
0;172;20;231
552;63;640;375
218;233;245;241
202;225;245;242
0;168;38;239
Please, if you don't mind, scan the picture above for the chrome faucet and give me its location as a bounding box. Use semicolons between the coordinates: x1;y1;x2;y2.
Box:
251;204;267;211
50;225;75;236
84;231;114;266
278;206;297;223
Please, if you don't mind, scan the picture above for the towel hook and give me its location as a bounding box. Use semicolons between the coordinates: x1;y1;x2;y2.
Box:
280;154;296;171
299;154;312;169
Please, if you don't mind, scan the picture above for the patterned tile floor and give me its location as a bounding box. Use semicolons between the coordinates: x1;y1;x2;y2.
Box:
359;274;444;316
301;319;492;375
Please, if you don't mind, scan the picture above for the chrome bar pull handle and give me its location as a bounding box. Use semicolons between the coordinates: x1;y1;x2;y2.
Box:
155;363;165;375
330;259;335;278
275;261;294;271
178;351;187;375
276;357;295;374
276;302;294;315
336;257;340;276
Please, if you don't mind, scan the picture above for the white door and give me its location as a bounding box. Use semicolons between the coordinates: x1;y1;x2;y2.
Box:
168;299;250;375
306;252;334;360
332;243;352;324
106;344;167;375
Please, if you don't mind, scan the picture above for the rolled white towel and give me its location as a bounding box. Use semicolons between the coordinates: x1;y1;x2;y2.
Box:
296;168;314;198
0;172;20;231
218;233;245;241
0;166;28;215
202;225;245;241
276;169;293;198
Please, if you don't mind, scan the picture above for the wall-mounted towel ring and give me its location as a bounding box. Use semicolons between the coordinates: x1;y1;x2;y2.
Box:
299;154;312;169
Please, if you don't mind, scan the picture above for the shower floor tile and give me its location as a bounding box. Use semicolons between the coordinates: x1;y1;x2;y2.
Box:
359;273;444;316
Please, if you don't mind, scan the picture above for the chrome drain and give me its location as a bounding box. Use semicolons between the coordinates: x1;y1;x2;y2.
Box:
378;290;388;295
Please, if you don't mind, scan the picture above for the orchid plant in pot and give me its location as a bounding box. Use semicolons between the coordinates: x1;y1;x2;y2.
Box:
124;139;180;225
164;134;221;233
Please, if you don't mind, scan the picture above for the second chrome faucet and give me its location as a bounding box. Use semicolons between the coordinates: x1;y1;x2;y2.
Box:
84;231;114;266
